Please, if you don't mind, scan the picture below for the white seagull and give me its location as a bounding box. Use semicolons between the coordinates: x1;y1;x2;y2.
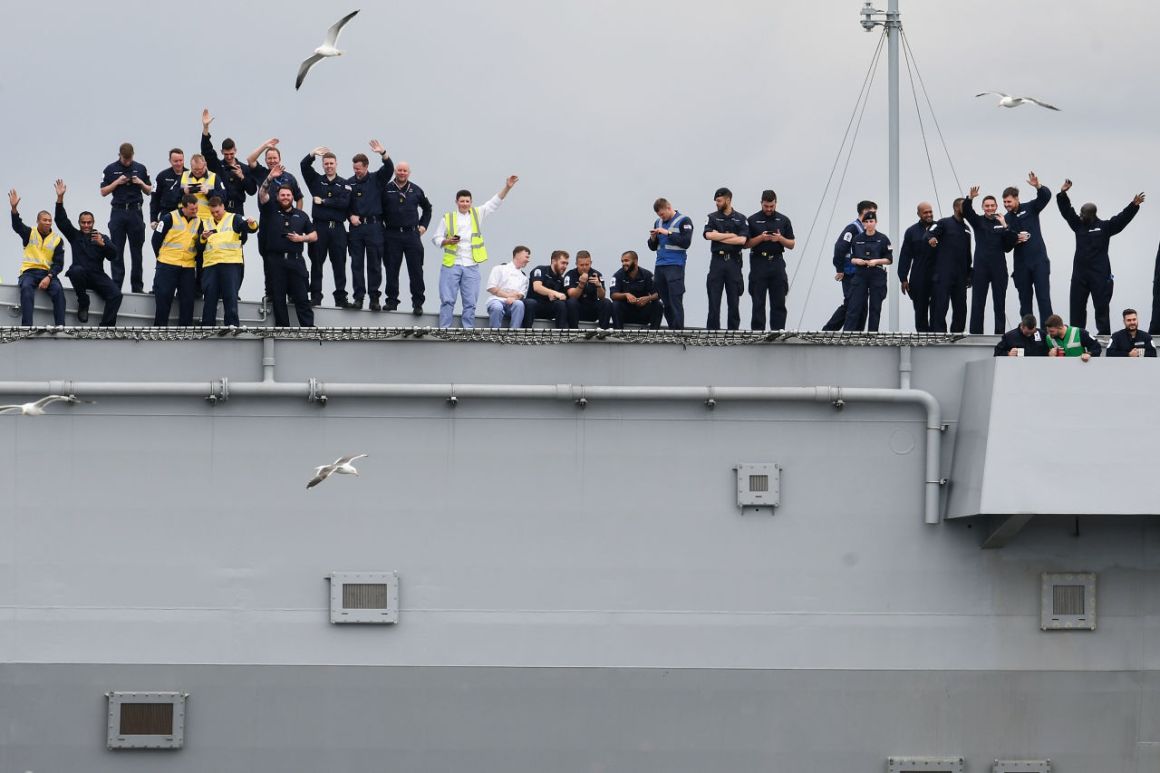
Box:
296;10;360;90
975;91;1061;111
306;453;368;490
0;394;93;416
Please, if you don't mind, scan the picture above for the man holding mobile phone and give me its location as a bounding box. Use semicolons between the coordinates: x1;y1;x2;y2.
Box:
54;178;122;325
99;142;153;293
745;189;795;331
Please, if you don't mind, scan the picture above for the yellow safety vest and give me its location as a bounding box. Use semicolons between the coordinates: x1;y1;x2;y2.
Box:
180;170;218;220
441;208;487;267
202;213;250;267
20;228;62;274
158;210;200;268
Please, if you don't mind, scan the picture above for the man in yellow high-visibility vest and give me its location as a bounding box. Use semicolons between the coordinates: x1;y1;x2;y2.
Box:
429;175;518;328
9;188;66;326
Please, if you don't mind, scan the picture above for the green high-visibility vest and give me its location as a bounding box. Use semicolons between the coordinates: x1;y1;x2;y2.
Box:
1048;326;1084;356
441;208;487;267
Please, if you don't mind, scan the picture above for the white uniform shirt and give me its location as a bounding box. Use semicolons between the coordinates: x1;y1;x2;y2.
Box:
430;194;503;266
486;261;528;299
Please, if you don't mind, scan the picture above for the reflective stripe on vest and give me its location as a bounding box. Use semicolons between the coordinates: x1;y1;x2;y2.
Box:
654;213;688;265
159;210;200;268
1052;326;1085;356
441;207;488;267
180;170;218;220
203;213;244;267
20;228;62;274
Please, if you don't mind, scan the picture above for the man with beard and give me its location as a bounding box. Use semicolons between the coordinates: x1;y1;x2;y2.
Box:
247;138;304;299
1056;178;1144;335
745;189;795;331
897;201;936;332
1004;171;1053;323
926;198;972;334
524;249;570;329
1044;314;1101;360
702;187;749;330
53;179;122;325
1107;308;1156;357
611;250;663;329
258;182;317;327
962;188;1017;334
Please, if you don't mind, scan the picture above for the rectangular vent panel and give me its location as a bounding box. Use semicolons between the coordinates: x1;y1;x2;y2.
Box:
120;702;173;735
106;691;186;750
1041;572;1096;630
994;761;1052;773
735;463;780;509
329;571;399;624
343;583;388;610
888;757;965;773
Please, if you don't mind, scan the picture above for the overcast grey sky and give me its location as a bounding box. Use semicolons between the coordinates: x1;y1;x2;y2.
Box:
5;0;1159;330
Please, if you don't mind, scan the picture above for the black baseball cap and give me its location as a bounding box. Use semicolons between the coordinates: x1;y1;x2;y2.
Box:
713;187;732;199
862;211;877;221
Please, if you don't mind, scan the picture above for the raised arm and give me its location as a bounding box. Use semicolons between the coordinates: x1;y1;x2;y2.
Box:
9;189;30;241
53;180;79;241
246;138;278;169
1055;179;1081;231
1105;192;1144;236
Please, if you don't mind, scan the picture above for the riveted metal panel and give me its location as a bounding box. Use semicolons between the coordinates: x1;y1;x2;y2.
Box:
888;757;964;773
329;571;399;624
734;463;780;509
1041;572;1096;631
993;760;1051;773
106;691;186;750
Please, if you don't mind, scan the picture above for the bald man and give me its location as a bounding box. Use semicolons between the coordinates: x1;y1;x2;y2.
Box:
383;160;433;315
897;201;935;332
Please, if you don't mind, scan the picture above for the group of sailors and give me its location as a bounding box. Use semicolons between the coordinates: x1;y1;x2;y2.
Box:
7;118;1156;337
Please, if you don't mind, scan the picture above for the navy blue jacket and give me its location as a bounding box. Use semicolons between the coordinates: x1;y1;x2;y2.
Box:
150;167;186;223
101;159;151;207
833;219;865;275
928;216;971;279
55;203;114;274
1106;328;1156;357
261;206;315;256
897;220;935;283
850;231;892;276
994;326;1048;356
202;134;257;215
747;211;794;260
383;179;433;229
563;267;608;303
703;209;749;257
300;155;352;224
1008;184;1051;264
529;264;568;299
612;266;658;298
1056;191;1139;277
348;158;394;219
962;197;1017;268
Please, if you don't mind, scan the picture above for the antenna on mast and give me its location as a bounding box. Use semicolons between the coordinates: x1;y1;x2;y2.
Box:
859;1;901;332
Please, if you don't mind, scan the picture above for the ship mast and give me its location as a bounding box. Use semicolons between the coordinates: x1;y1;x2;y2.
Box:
860;0;901;331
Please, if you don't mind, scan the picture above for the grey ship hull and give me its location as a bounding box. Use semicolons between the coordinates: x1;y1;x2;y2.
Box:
2;286;1159;772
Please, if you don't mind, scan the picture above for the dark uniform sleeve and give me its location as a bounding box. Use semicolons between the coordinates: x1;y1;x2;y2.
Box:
100;164;120;188
671;216;694;249
201;134;222;173
207;173;226;201
54;203;78;241
993;331;1014;357
51;240;64;275
961;197;983;230
1080;329;1102;357
301;212;315;236
98;234;115;259
780;216;795;241
11;211;31;243
149;174;164;223
881;235;894;264
1107;331;1129;357
1145;333;1158;357
1029;184;1051;214
152;213;172;256
897;226;913;282
331;181;352;214
1055;191;1081;232
833;225;855;272
300;155;320;189
137;163;152;187
1105;202;1140;237
641;270;657;295
418;188;432;229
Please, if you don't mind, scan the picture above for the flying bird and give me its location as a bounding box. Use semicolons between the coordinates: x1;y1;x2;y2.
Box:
296;10;360;90
306;453;368;489
0;395;93;416
975;92;1061;111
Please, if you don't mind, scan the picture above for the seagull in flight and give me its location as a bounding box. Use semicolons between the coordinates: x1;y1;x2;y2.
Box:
0;395;93;416
307;453;368;490
975;92;1061;111
296;10;360;90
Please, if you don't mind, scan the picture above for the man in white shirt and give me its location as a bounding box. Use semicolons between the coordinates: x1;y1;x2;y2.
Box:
485;245;531;329
430;175;518;328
